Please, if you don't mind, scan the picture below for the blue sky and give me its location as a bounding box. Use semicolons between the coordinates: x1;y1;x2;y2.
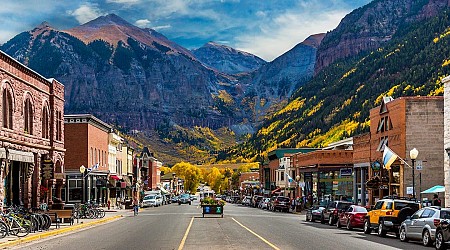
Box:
0;0;371;61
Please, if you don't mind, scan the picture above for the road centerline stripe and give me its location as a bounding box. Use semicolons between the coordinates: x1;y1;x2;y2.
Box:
231;217;280;250
178;216;194;250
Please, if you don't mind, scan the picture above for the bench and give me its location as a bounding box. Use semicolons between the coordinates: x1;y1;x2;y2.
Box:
48;209;74;228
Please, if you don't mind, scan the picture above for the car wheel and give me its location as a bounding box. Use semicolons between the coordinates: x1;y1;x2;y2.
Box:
363;219;372;234
436;231;447;250
399;226;408;242
310;217;315;222
328;215;334;225
306;216;310;222
423;229;432;247
336;218;341;228
377;221;387;237
346;219;353;230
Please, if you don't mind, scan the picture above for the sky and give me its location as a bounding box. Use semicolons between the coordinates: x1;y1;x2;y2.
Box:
0;0;372;61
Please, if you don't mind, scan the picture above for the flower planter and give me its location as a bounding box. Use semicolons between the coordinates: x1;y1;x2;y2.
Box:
201;204;224;218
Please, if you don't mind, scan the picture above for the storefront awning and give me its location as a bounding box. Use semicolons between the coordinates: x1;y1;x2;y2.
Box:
271;187;281;194
122;176;132;187
110;175;120;180
9;149;34;163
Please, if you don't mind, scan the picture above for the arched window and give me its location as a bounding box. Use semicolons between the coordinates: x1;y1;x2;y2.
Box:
42;105;49;139
2;89;13;129
24;98;33;134
56;110;62;141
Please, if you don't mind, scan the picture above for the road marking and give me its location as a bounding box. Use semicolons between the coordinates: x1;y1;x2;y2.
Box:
231;217;280;250
178;216;194;250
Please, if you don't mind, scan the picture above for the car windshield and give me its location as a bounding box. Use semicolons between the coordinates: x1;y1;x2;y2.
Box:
277;197;290;202
144;196;155;200
354;206;367;212
440;210;450;219
181;194;190;198
394;202;419;210
337;203;351;209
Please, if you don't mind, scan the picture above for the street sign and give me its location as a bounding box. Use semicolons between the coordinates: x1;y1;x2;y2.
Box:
416;160;423;171
41;159;54;180
407;186;413;195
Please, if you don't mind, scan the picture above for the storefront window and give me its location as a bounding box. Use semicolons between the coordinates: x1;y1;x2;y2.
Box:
318;170;353;202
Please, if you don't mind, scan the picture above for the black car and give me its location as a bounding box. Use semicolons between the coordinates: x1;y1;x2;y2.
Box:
321;200;352;225
434;210;450;250
178;194;192;205
269;196;290;212
306;205;326;222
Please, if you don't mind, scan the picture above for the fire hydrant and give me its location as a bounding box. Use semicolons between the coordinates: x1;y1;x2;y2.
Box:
107;200;111;210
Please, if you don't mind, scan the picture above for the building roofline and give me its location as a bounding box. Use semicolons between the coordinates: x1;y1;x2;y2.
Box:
64;114;112;132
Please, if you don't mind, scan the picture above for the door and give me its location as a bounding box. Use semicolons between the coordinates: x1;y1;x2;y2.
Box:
408;209;425;239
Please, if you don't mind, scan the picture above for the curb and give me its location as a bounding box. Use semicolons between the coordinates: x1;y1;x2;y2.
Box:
0;215;123;249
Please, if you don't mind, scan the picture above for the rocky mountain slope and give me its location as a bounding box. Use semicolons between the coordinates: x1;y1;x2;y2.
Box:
192;41;266;74
315;0;450;74
224;0;450;162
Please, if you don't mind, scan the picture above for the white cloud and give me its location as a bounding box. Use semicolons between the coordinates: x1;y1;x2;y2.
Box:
152;24;172;30
135;19;151;28
235;3;351;61
106;0;141;4
67;4;105;24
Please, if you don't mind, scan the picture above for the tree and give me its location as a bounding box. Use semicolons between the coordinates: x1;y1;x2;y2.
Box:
172;162;202;193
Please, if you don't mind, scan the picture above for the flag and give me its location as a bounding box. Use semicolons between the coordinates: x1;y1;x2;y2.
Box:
383;146;398;170
92;163;99;170
285;172;294;183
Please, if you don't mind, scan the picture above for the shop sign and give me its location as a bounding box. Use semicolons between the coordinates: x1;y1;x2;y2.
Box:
379;185;389;190
41;159;54;180
340;168;352;176
371;160;381;171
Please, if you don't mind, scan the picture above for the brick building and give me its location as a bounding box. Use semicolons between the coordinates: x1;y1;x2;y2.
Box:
136;147;161;191
0;50;65;209
64;114;111;204
367;96;444;205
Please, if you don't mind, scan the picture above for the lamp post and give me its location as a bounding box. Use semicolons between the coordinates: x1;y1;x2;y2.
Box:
410;148;419;200
79;165;86;203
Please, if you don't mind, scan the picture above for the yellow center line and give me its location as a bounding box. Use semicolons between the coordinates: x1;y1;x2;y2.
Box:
231;217;280;250
178;216;194;250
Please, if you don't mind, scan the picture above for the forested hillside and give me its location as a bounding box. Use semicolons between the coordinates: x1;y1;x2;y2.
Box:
223;10;450;162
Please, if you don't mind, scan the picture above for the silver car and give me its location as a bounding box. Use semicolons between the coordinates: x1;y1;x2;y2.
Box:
399;206;448;247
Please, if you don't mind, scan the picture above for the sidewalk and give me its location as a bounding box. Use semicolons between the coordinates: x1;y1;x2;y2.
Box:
0;208;130;248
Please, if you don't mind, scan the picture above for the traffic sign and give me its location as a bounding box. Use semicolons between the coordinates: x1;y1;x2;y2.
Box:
416;160;423;171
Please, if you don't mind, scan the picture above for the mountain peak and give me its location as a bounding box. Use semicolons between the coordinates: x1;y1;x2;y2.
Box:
81;13;133;29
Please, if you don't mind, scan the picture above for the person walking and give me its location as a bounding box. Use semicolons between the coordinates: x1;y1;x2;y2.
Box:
132;196;139;216
433;194;442;206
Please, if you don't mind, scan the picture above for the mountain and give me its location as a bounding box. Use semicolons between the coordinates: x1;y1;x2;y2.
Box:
241;34;325;122
315;0;450;74
223;1;450;162
192;41;266;74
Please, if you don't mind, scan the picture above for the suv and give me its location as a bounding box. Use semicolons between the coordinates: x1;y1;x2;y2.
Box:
178;194;192;205
270;196;290;212
433;209;450;250
364;197;420;237
321;200;352;225
399;206;448;247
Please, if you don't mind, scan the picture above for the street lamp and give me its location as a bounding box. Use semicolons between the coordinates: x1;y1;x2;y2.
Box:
79;165;86;203
410;148;419;200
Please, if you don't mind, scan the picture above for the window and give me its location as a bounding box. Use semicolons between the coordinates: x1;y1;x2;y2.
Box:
421;209;435;218
42;105;49;139
56;110;62;141
2;89;13;129
385;202;393;210
374;201;383;210
24;98;33;134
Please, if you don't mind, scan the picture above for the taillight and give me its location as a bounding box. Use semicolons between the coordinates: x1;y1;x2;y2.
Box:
434;219;441;227
334;210;338;214
386;211;393;216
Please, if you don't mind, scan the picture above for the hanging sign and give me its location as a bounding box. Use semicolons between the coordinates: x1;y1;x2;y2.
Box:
41;159;54;180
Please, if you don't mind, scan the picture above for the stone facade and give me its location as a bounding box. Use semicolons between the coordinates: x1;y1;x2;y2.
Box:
443;76;450;206
0;50;65;209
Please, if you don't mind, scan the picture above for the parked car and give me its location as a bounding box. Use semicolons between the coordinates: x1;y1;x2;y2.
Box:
156;195;164;206
435;209;450;250
171;196;179;203
178;194;192;205
306;205;326;222
142;195;160;207
400;206;449;247
336;205;367;229
252;196;263;208
259;198;270;209
321;200;352;225
364;197;419;237
242;196;252;206
269;196;290;212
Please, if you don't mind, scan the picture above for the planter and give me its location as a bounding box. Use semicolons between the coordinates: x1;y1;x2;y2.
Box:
201;204;224;218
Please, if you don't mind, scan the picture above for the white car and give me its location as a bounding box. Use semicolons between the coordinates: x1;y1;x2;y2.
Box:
155;195;163;206
142;195;161;207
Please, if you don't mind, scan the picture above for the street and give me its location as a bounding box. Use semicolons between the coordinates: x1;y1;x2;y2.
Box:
10;201;430;250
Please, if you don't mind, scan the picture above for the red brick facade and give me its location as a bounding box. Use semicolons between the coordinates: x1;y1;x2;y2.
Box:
0;50;65;209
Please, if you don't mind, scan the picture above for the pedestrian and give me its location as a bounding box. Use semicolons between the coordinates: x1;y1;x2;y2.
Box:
132;196;139;216
433;194;442;206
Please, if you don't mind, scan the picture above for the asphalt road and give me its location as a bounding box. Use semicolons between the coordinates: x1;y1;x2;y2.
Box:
11;201;430;250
